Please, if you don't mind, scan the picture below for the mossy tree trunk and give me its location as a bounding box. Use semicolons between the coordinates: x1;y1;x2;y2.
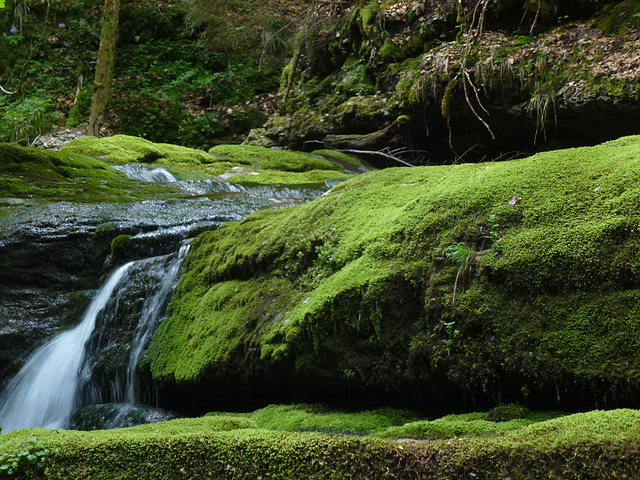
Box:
88;0;120;137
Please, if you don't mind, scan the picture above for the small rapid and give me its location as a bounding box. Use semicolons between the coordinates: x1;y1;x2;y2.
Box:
112;164;178;183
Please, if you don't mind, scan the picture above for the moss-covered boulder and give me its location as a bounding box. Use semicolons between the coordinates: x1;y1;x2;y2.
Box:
150;135;640;411
62;135;355;185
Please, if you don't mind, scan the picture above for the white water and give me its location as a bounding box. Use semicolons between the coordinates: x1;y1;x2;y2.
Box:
123;244;190;404
112;164;178;183
0;263;133;432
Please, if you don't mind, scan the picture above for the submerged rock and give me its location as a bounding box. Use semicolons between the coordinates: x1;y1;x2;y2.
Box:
69;403;176;430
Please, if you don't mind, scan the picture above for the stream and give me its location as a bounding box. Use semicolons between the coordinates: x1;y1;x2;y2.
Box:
0;166;334;432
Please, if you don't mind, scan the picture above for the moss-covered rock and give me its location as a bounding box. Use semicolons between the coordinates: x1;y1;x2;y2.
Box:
150;135;640;410
1;408;640;479
0;142;177;203
61;135;213;166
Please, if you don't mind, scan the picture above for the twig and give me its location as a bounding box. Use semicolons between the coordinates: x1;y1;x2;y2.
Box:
463;68;489;116
453;142;480;164
529;0;541;35
17;431;59;447
0;84;16;95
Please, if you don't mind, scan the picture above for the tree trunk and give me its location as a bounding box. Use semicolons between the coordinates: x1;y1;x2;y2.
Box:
88;0;120;137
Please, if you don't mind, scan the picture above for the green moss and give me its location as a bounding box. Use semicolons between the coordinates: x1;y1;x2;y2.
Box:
62;134;214;165
486;403;530;422
0;142;180;203
360;1;380;36
0;409;639;478
373;410;562;440
596;0;640;34
151;135;640;406
207;404;418;435
110;234;132;260
208;144;344;173
379;38;402;61
585;74;633;105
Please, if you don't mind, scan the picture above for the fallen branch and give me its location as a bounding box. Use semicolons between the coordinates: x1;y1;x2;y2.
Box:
336;148;416;168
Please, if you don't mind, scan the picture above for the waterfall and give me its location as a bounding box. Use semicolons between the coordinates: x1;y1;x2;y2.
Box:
0;244;189;432
0;177;332;432
123;244;190;404
0;263;133;432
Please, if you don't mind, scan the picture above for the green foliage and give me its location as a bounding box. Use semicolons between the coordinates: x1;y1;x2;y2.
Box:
109;42;281;147
0;437;46;477
0;97;58;143
0;0;281;148
444;241;473;305
184;0;298;58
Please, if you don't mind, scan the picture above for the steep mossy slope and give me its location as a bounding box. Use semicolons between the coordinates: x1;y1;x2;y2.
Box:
1;409;639;478
263;0;640;160
151;135;640;410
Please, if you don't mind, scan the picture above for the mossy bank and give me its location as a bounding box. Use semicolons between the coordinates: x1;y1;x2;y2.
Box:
1;408;639;479
61;135;357;185
150;135;640;411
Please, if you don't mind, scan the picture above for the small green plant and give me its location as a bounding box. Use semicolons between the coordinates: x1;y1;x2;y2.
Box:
485;214;502;252
0;437;47;477
530;89;557;144
443;321;460;353
0;97;58;143
444;241;473;305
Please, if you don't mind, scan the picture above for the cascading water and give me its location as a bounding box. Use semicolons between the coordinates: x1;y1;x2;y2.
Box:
123;244;190;404
0;245;189;432
80;244;189;404
0;263;134;431
111;164;178;183
70;244;191;429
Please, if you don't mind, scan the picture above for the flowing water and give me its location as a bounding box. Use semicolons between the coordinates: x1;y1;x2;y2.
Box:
0;173;335;431
112;164;178;183
0;263;133;431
